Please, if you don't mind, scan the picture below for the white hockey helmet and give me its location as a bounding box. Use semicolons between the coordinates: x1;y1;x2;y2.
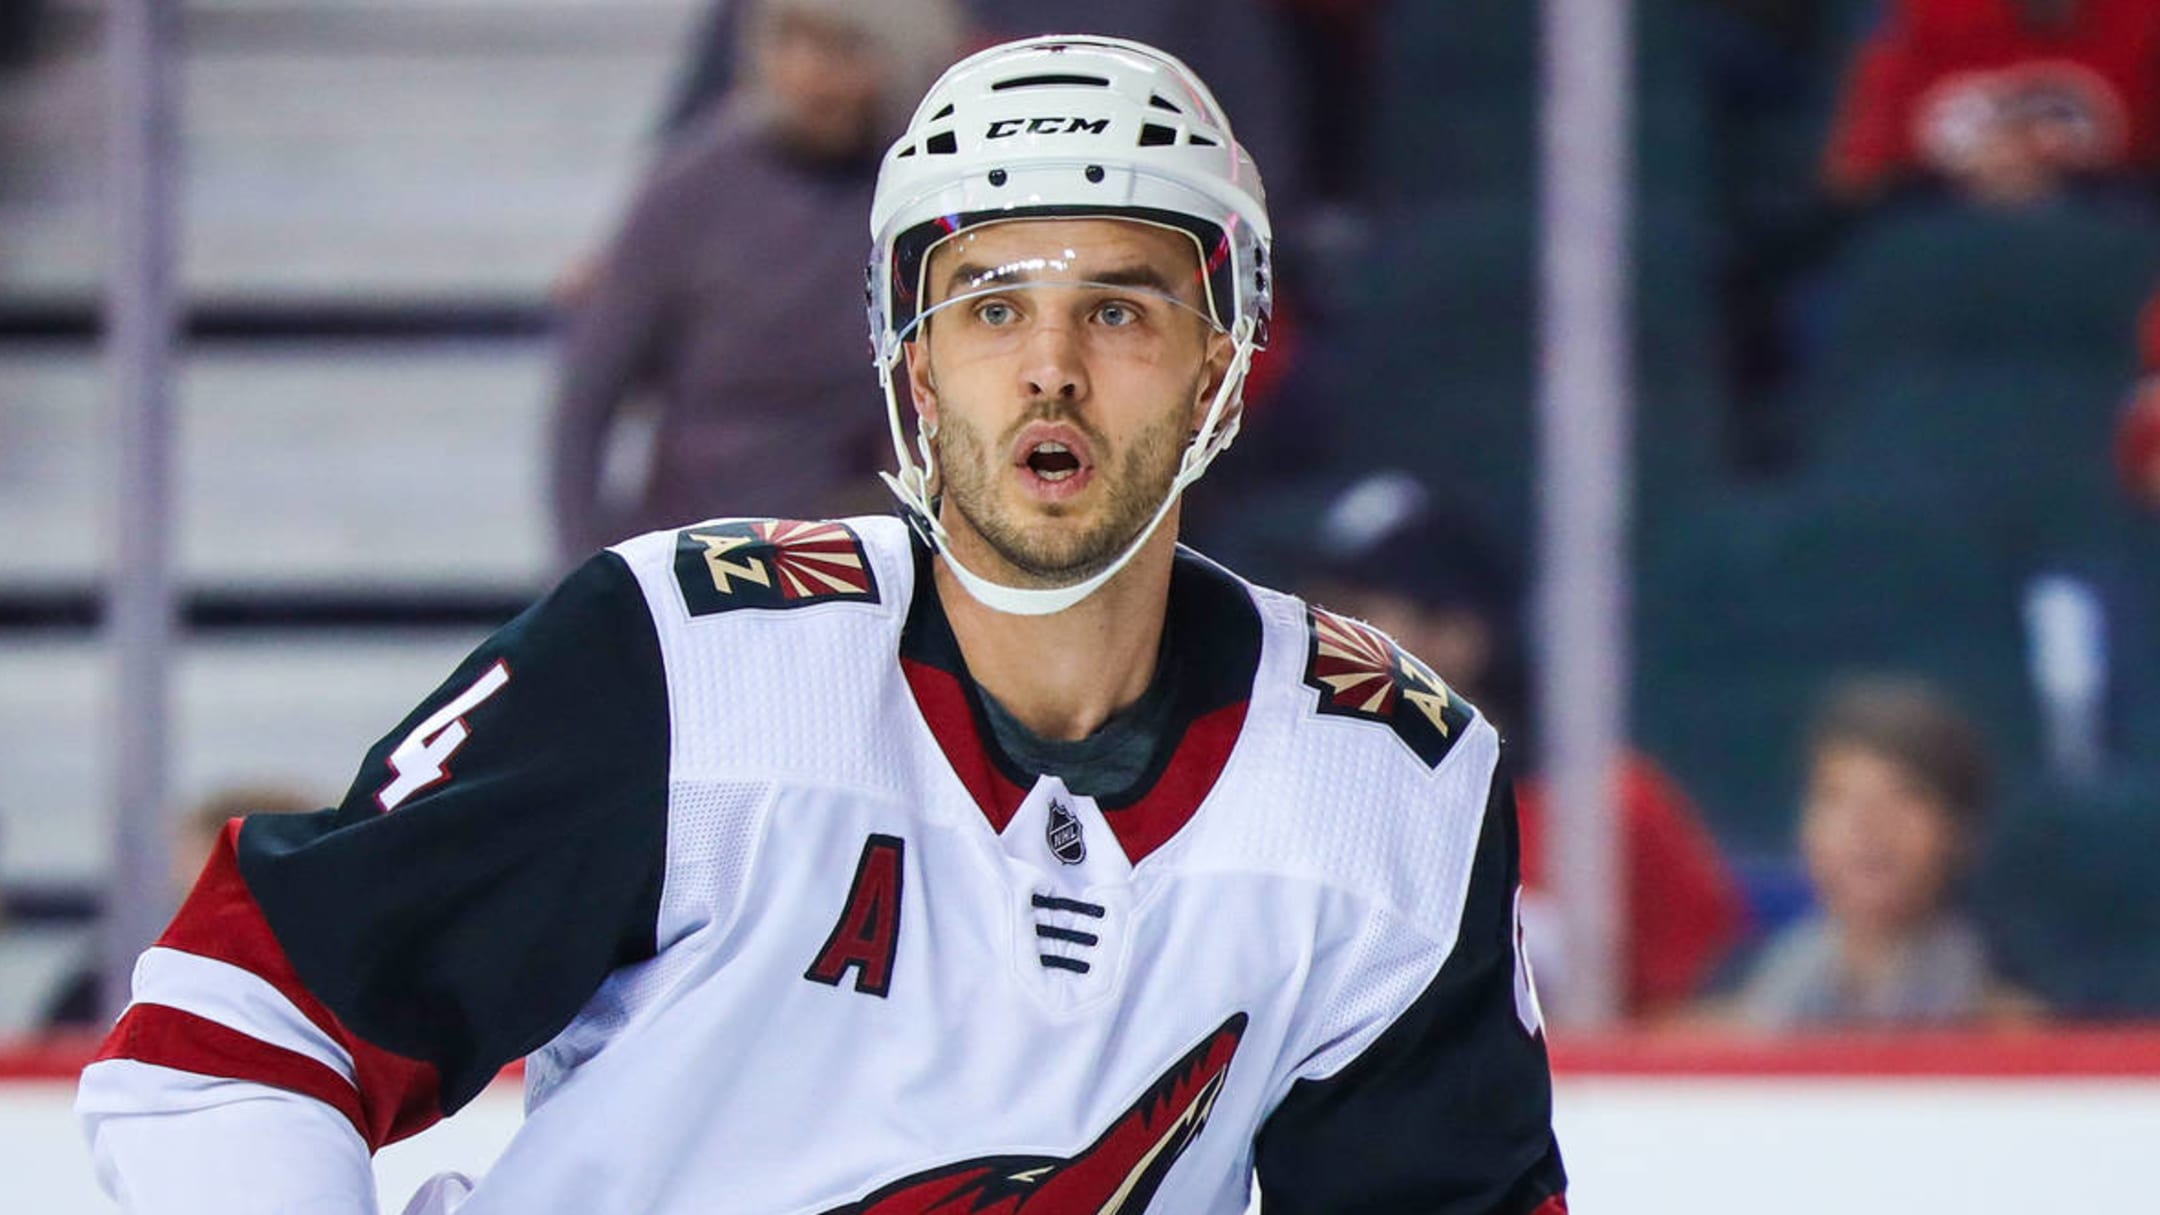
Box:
866;34;1275;616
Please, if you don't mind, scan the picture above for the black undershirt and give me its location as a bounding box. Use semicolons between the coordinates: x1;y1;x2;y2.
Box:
974;642;1181;801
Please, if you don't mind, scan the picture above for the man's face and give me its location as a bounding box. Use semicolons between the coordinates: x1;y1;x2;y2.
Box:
754;10;883;160
906;218;1229;587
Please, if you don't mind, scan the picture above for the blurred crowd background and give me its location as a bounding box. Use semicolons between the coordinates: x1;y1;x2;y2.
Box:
2;0;2158;1036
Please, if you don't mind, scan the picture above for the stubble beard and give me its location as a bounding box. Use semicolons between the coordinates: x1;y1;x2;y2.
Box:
932;394;1193;588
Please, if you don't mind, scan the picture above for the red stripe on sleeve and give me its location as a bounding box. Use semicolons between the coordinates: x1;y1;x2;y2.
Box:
1527;1195;1569;1215
96;819;444;1150
94;1003;370;1138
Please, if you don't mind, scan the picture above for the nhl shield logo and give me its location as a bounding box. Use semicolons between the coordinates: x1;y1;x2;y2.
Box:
1046;800;1086;865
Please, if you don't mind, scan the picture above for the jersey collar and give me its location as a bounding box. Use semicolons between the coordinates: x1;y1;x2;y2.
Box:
897;537;1261;865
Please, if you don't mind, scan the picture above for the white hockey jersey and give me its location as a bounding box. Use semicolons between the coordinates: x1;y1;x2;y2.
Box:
80;516;1566;1215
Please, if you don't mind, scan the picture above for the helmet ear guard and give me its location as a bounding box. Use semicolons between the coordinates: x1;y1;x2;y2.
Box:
866;35;1274;616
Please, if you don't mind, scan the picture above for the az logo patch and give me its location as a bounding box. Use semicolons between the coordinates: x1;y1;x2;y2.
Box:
674;519;881;616
1303;606;1475;769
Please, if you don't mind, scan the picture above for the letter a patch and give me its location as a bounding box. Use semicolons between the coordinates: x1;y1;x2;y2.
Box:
804;834;905;998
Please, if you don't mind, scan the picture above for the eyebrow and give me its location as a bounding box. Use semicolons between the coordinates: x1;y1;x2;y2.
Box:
1089;264;1180;294
940;260;1183;300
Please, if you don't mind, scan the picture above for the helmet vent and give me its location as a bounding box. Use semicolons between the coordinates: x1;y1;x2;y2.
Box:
896;145;918;158
931;103;955;120
925;130;958;155
990;72;1111;91
1148;94;1183;113
1187;133;1218;147
1139;123;1178;147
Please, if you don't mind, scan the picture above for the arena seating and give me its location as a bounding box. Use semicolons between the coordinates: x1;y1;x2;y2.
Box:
0;2;690;1030
1980;772;2160;1014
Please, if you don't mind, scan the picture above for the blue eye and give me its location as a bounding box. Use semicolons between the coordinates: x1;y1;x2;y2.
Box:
976;300;1018;326
1097;301;1139;327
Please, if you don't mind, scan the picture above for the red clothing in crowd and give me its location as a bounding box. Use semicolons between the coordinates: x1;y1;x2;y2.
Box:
2120;286;2160;502
2118;384;2160;499
2138;281;2160;369
1825;0;2160;195
1515;754;1749;1017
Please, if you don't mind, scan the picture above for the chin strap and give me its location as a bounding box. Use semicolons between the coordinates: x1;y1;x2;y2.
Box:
877;316;1257;617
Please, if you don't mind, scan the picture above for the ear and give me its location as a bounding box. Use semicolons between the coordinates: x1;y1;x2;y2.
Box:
1189;328;1238;428
903;339;939;432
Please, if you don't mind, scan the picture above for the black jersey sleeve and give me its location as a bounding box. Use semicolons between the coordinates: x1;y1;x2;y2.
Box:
1253;766;1568;1215
95;551;671;1150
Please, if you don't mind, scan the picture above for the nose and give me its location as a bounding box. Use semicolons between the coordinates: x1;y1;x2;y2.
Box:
1019;319;1088;403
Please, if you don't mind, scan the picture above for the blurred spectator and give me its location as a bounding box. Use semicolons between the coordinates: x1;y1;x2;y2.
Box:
1305;472;1748;1021
1823;0;2160;209
1303;473;1529;730
44;786;319;1028
549;0;965;561
1725;677;2043;1030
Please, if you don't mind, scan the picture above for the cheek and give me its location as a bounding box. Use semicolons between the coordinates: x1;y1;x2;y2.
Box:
763;42;820;95
1094;361;1210;447
1900;818;1963;884
1798;813;1842;879
1119;397;1199;475
1800;801;1878;880
1798;800;1845;854
837;62;883;107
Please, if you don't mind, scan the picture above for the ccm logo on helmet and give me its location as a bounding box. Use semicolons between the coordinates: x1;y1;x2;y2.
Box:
986;116;1112;138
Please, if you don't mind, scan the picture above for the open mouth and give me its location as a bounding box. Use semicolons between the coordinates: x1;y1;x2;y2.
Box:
1011;424;1096;500
1026;441;1084;482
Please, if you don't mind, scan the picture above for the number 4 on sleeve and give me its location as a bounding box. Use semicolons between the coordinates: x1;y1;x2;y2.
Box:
376;660;512;812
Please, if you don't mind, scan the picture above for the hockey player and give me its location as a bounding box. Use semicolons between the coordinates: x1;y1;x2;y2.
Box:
79;36;1568;1215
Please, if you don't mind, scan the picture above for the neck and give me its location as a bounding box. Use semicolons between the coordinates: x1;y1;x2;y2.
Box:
1835;914;1941;992
932;517;1179;742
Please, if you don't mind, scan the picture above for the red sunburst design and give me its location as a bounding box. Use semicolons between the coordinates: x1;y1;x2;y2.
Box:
1310;608;1401;717
755;520;874;600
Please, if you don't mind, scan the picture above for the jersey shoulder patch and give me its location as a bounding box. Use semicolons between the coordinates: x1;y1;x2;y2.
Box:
1302;605;1476;769
672;519;882;616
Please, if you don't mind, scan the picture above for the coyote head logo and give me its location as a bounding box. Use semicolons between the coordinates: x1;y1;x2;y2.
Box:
824;1013;1247;1215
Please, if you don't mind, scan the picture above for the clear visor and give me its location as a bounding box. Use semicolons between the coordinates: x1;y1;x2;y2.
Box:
895;220;1225;351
